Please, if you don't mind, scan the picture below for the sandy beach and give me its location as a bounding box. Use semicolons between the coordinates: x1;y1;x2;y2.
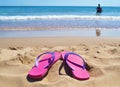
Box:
0;36;120;87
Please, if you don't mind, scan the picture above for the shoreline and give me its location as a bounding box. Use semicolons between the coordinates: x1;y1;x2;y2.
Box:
0;29;120;38
0;27;120;31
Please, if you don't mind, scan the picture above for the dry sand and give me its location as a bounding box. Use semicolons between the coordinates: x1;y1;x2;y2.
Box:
0;37;120;87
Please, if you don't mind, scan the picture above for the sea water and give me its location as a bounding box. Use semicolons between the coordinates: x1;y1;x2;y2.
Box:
0;6;120;29
0;6;120;37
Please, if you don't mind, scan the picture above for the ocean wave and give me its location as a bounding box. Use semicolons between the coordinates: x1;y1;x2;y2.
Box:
0;15;120;21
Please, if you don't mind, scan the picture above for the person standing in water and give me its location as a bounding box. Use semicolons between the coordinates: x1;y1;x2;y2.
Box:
96;4;102;15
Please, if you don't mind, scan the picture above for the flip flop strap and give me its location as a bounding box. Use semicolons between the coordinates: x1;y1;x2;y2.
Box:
64;52;86;70
35;52;55;68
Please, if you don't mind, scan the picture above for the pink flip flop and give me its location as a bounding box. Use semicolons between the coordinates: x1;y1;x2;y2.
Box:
62;51;90;80
28;52;61;80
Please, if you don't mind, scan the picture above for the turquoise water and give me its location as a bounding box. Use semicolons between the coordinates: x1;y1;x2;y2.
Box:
0;6;120;37
0;6;120;29
0;6;120;16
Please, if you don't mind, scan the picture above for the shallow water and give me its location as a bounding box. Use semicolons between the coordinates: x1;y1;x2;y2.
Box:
0;19;120;29
0;30;120;38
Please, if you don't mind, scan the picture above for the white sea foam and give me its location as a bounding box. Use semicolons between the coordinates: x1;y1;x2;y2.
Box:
0;15;120;21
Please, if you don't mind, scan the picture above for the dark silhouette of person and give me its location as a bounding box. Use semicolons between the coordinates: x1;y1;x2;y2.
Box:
96;4;102;15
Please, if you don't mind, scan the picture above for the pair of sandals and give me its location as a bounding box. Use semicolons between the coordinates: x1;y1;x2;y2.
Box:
28;51;90;80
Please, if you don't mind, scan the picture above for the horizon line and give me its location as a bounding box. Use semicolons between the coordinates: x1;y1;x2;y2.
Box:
0;5;120;7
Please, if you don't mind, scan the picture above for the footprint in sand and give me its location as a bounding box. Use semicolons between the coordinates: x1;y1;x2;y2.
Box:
12;53;34;65
90;67;104;77
8;47;23;50
109;48;118;54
